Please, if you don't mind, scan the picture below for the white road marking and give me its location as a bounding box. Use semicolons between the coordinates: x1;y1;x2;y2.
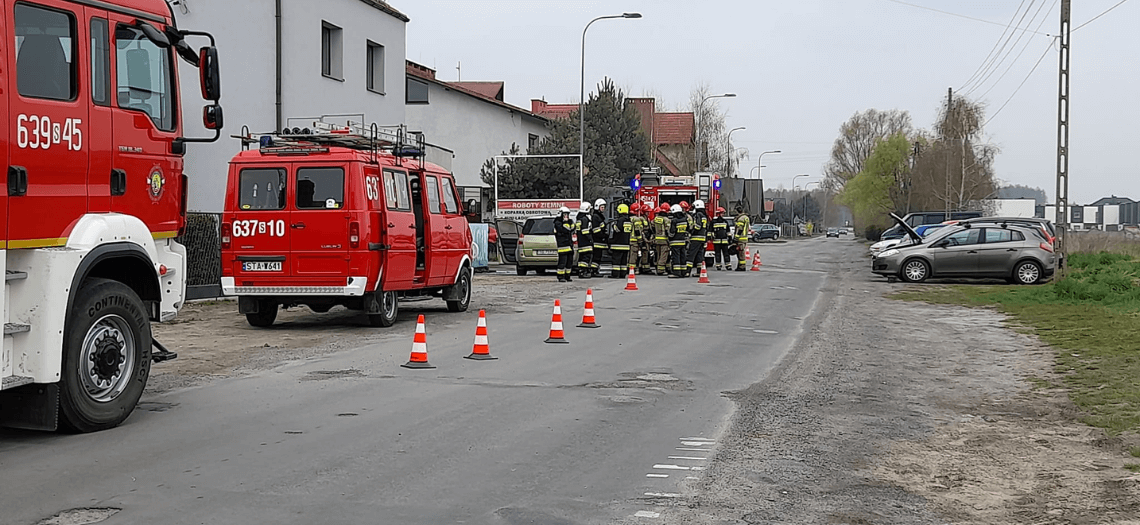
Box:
653;464;690;470
634;511;661;518
685;476;699;480
680;437;715;441
753;329;778;334
668;456;707;461
646;473;669;478
645;492;681;498
680;441;713;446
676;447;709;451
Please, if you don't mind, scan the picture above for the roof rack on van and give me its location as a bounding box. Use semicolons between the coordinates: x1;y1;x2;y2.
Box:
232;115;453;170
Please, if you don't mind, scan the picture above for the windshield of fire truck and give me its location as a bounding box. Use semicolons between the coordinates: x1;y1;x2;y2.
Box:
116;24;175;131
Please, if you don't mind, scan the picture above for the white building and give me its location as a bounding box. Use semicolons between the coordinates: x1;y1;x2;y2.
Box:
404;61;550;191
985;198;1037;218
174;0;409;212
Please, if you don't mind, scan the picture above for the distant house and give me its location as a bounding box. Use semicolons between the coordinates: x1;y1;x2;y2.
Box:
531;97;696;176
1039;196;1139;231
405;61;550;196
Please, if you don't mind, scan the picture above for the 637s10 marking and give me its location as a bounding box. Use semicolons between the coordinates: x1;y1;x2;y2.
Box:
232;219;287;238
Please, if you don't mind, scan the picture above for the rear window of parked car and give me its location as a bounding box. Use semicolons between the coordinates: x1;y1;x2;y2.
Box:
523;218;555;235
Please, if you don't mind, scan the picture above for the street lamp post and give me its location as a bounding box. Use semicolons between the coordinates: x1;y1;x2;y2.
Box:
580;12;641;202
694;93;736;172
725;127;745;177
756;150;781;180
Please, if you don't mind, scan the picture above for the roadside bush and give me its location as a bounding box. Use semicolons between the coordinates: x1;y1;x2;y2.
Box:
864;226;883;241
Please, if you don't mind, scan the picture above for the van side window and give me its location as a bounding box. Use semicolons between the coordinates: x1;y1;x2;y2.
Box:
383;169;410;210
239;168;286;210
440;177;459;214
425;176;441;214
296;167;345;209
90;18;110;106
15;3;77;101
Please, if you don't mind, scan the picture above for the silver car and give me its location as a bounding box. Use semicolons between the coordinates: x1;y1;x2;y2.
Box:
871;214;1055;284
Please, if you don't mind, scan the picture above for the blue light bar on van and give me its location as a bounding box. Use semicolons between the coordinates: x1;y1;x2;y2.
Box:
260;135;274;148
394;146;423;157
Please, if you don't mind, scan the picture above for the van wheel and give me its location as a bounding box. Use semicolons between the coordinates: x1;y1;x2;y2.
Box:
245;299;278;327
59;278;151;433
516;267;528;276
447;268;472;312
901;258;930;283
368;290;399;327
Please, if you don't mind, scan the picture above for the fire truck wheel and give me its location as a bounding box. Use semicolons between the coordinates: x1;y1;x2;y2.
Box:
245;300;278;327
446;268;472;313
60;278;152;433
368;290;399;327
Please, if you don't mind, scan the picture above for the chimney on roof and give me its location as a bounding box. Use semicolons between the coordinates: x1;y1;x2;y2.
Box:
531;99;548;114
405;60;436;79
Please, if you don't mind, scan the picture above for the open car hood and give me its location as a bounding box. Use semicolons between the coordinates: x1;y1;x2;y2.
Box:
889;212;923;243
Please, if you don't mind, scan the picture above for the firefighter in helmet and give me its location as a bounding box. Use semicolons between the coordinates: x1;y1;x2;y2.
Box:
554;206;575;282
668;204;691;278
591;198;608;276
711;207;731;270
734;205;752;271
653;203;672;275
575;201;593;278
687;200;710;277
609;203;633;278
629;203;651;274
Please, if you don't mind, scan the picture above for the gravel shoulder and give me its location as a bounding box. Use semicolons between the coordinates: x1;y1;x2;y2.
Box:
658;241;1140;524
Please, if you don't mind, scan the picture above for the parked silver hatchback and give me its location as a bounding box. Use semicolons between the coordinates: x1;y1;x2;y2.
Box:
872;214;1056;284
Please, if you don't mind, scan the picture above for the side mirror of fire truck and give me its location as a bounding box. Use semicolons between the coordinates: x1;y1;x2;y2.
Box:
203;104;224;131
199;46;221;101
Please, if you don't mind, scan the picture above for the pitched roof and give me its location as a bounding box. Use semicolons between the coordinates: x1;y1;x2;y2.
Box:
452;82;504;101
654;112;694;145
357;0;409;22
406;62;546;123
655;151;682;177
530;100;578;119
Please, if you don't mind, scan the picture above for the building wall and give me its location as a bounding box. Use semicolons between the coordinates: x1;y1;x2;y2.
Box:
988;199;1037;218
175;0;406;212
405;83;549;188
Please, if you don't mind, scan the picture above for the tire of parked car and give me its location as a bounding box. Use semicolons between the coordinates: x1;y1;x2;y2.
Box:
1011;260;1042;285
901;258;930;283
516;267;528;276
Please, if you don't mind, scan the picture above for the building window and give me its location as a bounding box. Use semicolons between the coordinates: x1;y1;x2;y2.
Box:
406;77;429;104
366;41;384;94
528;134;539;151
321;22;343;80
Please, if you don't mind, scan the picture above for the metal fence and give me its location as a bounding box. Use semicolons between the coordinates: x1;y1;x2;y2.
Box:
176;212;223;300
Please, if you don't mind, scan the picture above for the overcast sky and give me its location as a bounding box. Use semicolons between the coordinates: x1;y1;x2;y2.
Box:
401;0;1137;204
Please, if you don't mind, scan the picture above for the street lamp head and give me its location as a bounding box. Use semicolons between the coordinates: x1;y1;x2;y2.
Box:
722;93;737;98
622;12;642;18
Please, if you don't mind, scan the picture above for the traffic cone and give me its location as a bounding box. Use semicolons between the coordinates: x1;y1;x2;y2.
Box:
545;300;569;344
745;246;752;262
578;289;600;328
624;265;639;291
750;251;763;271
402;315;435;369
697;261;711;284
466;310;497;360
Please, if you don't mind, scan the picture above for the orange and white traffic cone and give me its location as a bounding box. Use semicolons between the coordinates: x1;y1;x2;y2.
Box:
545;299;569;344
466;310;497;360
624;265;639;291
402;315;435;369
578;289;600;328
697;261;711;284
750;250;763;271
745;246;752;262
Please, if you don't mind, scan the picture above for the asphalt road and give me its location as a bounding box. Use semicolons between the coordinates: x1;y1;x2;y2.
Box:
1;237;859;525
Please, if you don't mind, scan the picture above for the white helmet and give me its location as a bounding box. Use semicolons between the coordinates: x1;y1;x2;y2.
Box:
594;198;606;208
693;200;705;209
579;201;591;213
559;206;570;214
670;204;682;213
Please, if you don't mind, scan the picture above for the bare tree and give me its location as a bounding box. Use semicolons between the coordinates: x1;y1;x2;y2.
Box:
689;84;729;173
908;97;998;216
823;109;913;192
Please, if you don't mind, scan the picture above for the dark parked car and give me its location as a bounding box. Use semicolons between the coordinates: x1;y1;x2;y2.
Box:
750;224;780;241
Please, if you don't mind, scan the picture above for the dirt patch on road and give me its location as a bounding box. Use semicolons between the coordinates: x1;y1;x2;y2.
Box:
658;249;1140;524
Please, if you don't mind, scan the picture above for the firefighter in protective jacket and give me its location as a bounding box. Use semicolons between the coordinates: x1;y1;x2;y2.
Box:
555;207;575;282
734;206;752;271
609;203;633;278
575;201;594;278
711;207;731;270
653;204;672;275
591;198;608;275
687;200;709;277
668;204;691;278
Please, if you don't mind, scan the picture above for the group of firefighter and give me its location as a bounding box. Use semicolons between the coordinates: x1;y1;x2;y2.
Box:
552;198;753;282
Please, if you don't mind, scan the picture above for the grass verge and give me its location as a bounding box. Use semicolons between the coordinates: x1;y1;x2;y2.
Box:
892;252;1140;435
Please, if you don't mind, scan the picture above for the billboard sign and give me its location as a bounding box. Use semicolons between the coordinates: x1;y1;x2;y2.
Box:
496;199;582;221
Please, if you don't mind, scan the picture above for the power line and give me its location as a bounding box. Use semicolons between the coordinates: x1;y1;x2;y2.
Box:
962;0;1043;94
883;0;1050;35
972;0;1058;98
983;41;1055;126
1074;0;1131;30
958;0;1030;91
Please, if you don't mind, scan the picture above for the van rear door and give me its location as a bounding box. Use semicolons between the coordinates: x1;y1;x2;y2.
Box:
229;166;290;278
291;166;350;280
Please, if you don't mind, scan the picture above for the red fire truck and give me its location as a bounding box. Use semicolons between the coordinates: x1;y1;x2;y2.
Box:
221;121;473;328
0;0;222;432
634;171;722;263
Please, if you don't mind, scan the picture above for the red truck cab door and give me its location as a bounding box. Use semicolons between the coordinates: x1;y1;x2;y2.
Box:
378;167;416;290
7;2;90;247
291;165;350;281
106;12;182;237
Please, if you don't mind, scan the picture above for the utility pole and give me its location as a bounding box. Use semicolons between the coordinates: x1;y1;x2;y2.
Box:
945;87;952;221
1055;0;1071;277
